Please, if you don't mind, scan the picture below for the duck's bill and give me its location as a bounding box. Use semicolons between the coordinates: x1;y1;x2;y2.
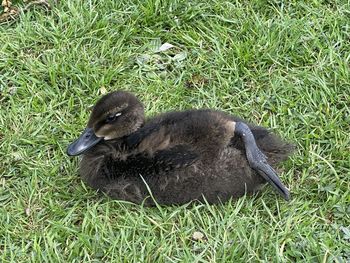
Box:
67;128;103;156
256;164;291;201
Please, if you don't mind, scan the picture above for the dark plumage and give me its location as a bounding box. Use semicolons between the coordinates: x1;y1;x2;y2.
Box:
67;91;294;205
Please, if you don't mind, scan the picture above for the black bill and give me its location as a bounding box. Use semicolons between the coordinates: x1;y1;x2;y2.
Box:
235;121;291;201
67;128;103;156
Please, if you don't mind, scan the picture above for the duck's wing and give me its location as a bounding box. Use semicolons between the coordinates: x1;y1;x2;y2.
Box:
152;144;199;171
102;144;198;179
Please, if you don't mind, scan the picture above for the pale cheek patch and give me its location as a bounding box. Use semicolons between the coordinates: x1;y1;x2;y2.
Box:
95;125;116;140
103;135;113;140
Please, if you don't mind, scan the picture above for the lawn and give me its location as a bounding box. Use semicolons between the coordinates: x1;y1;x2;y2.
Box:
0;0;349;262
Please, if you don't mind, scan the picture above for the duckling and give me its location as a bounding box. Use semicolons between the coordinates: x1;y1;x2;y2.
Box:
67;91;293;205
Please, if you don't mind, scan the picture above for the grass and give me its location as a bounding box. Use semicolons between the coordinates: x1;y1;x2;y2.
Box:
0;0;349;262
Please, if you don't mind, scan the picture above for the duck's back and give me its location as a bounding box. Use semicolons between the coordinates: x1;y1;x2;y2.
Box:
126;109;240;160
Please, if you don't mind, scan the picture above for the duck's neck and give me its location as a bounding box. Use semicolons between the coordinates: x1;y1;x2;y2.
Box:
84;128;143;158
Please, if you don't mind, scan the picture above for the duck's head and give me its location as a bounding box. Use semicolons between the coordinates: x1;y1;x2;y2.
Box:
67;91;144;156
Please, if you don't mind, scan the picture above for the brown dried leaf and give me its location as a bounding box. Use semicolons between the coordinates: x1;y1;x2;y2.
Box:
99;86;107;95
2;0;12;8
0;5;18;23
192;231;205;241
185;74;209;89
25;207;30;216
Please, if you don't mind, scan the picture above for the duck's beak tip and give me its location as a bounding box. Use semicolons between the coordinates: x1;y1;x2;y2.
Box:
67;128;103;156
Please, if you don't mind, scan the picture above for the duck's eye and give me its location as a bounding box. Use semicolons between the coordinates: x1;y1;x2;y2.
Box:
106;112;122;123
